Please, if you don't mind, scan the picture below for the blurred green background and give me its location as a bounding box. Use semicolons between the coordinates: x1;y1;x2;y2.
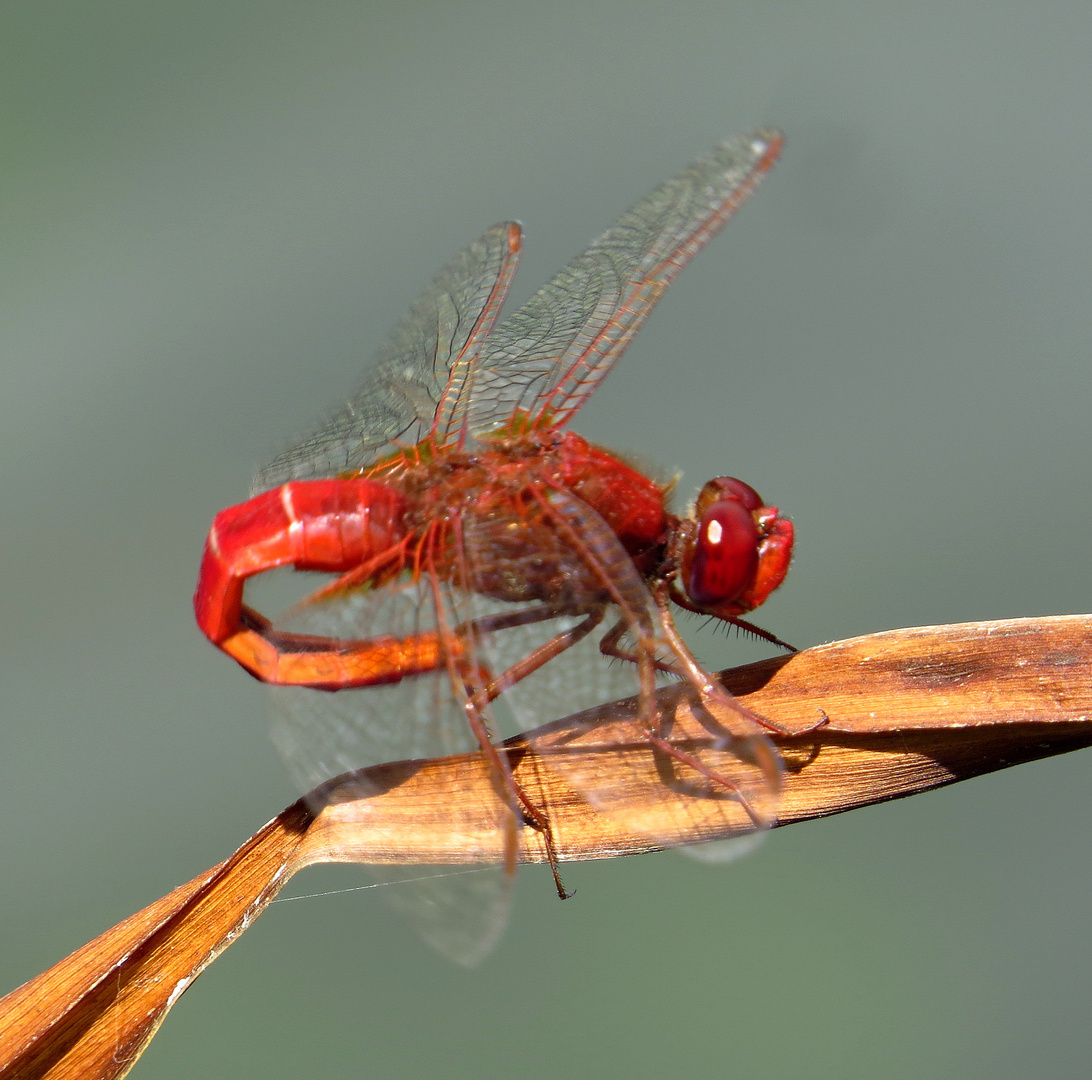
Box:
2;1;1091;1076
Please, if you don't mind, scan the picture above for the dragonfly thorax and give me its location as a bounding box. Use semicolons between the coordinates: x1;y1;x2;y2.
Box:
370;430;673;609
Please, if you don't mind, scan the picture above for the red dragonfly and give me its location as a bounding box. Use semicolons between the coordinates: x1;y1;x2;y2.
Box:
195;129;792;963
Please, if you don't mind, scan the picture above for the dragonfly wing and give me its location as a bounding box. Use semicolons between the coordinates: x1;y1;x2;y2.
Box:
675;831;767;863
530;692;781;853
464;491;781;854
253;222;521;493
268;575;517;966
466;129;782;437
365;861;512;967
269;582;486;781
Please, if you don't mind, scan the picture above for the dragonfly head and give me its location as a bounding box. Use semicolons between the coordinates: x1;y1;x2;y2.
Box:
678;477;793;616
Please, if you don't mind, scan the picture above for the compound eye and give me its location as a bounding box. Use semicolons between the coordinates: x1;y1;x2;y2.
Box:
693;476;763;518
686;498;760;608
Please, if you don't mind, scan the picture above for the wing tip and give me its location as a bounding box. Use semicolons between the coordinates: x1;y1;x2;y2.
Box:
485;221;523;254
743;128;785;172
505;221;522;253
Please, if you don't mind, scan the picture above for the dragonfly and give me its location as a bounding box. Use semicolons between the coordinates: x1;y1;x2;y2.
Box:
194;129;793;964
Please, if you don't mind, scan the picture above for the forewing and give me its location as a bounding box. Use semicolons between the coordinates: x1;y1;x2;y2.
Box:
464;129;782;436
253;222;521;494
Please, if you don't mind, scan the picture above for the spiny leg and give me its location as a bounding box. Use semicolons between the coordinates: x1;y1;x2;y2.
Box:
539;487;780;827
427;552;575;898
599;618;681;676
460;607;611;899
656;581;826;739
467;608;606;710
724;615;797;653
595;620;768;823
467;607;610;898
666;582;797;652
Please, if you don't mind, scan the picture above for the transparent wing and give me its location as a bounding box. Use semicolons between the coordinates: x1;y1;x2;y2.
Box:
253;222;521;494
464;129;782;437
466;491;782;856
270;581;484;783
268;576;517;967
253;130;779;489
527;685;781;854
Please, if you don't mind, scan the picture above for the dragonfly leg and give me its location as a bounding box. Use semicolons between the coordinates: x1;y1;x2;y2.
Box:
656;581;824;739
616;596;782;827
466;608;606;710
454;606;604;900
659;580;799;650
666;582;796;653
539;488;781;822
461;683;574;901
641;728;769;829
598;618;681;676
411;572;570;895
721;615;797;653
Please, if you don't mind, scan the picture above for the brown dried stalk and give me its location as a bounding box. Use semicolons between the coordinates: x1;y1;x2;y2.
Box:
2;615;1090;1080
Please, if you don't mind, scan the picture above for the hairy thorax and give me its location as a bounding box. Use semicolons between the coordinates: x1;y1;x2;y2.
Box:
363;430;671;607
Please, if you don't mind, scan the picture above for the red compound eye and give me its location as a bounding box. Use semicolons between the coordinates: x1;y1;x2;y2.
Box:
686;498;760;607
682;476;793;615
